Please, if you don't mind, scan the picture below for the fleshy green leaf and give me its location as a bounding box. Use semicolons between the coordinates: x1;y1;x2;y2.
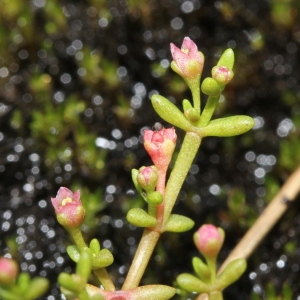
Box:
182;99;193;112
90;239;101;254
201;116;254;137
215;258;247;290
217;48;235;70
58;273;84;294
130;284;176;300
23;277;49;299
131;168;142;194
163;214;194;232
17;273;30;293
177;273;210;293
67;245;80;262
192;257;211;282
92;249;114;269
127;208;157;227
0;288;22;300
151;95;194;132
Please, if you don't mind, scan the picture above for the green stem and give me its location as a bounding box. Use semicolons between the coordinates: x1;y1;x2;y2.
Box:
94;269;116;291
206;257;217;284
162;132;202;228
148;204;157;217
198;96;220;127
122;229;160;290
68;228;115;291
122;124;202;291
68;227;87;249
188;78;201;114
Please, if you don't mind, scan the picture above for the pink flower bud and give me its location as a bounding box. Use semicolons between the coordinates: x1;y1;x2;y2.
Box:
170;37;204;79
0;257;19;285
143;127;177;170
136;166;158;193
212;66;234;86
193;224;225;259
51;187;85;229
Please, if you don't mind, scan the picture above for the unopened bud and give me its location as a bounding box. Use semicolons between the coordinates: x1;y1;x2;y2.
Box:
193;224;225;259
136;166;158;193
212;66;234;86
0;257;19;285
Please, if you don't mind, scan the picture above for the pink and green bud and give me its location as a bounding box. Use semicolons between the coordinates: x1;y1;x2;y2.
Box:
143;127;177;170
212;66;234;86
136;166;158;193
170;37;204;79
51;187;85;229
0;257;19;285
193;224;225;259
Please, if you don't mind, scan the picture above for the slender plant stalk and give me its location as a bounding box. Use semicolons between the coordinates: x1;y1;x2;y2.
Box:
122;229;160;290
198;96;220;127
162;132;202;227
122;132;202;290
94;269;116;291
68;227;87;249
206;257;217;284
68;228;115;291
188;79;201;114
